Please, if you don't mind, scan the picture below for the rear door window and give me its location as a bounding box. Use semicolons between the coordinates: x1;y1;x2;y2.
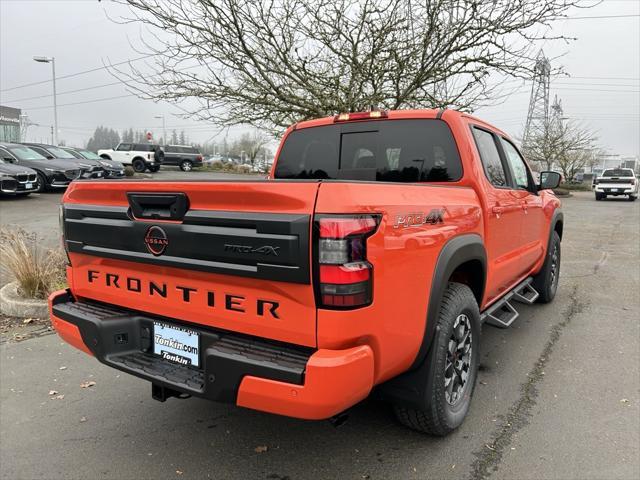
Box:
134;144;154;152
274;119;462;182
472;128;508;187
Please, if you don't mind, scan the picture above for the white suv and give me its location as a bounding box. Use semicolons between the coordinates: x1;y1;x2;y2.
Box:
594;168;638;201
98;143;162;173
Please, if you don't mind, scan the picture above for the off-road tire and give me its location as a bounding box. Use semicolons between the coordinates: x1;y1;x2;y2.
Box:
179;160;193;172
132;158;146;173
532;231;561;303
595;192;604;201
36;172;47;193
393;282;480;436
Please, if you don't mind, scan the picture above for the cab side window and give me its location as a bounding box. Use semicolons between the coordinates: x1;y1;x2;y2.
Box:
116;143;132;151
472;127;507;187
501;139;531;190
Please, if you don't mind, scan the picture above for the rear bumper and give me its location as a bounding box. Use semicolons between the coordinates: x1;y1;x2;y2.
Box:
595;185;637;194
48;290;374;419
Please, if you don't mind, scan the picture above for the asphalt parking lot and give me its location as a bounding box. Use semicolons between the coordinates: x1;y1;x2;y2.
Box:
1;183;638;480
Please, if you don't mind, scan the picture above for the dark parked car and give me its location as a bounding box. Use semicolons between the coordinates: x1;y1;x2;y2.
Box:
0;158;39;196
60;147;124;178
22;142;105;179
0;143;81;192
163;145;203;171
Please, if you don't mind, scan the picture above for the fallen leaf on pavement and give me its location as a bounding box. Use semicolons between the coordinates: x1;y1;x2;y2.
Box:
23;318;34;324
80;417;87;423
59;366;67;370
80;381;96;388
255;445;268;453
176;470;183;475
48;390;58;396
620;398;630;404
485;444;496;451
53;394;65;400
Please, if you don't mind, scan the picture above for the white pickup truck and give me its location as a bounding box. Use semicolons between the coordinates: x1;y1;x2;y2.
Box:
98;142;162;173
594;168;638;201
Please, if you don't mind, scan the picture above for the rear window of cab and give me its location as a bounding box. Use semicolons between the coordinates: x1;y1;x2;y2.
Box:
274;119;462;182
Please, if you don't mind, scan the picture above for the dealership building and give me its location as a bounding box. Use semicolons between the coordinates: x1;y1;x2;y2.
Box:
0;105;21;143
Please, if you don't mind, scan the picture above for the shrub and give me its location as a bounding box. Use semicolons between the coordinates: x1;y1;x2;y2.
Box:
236;164;253;174
124;166;135;177
0;228;67;299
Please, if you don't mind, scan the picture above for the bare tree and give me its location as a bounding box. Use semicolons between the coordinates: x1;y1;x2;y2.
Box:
235;131;271;165
115;0;586;133
522;119;596;179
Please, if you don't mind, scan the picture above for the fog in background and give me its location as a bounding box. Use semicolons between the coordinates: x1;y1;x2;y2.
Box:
0;0;638;157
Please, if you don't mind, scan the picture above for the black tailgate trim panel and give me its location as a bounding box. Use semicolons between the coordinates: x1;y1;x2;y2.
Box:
64;204;311;283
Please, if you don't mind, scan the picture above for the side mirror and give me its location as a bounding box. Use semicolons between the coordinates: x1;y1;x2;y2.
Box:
539;171;561;190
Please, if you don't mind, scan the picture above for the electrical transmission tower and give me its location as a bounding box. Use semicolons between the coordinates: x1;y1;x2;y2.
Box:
522;51;551;149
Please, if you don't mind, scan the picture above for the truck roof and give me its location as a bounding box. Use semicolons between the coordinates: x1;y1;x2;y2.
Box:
292;108;509;138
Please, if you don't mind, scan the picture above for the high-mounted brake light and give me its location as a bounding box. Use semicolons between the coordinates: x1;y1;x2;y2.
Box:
333;110;388;123
315;215;380;309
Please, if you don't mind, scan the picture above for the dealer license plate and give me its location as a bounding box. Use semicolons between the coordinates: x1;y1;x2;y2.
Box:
153;322;200;367
26;183;33;189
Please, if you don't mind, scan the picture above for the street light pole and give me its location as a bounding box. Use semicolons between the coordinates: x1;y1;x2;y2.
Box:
33;56;58;145
154;115;166;145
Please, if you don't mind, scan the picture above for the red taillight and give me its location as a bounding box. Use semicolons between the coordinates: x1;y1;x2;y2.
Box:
316;215;379;309
333;110;388;123
197;155;203;161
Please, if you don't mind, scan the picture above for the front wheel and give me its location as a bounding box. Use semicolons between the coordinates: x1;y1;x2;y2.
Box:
629;195;637;202
595;192;604;201
179;160;193;172
393;282;480;436
532;231;561;303
36;172;47;193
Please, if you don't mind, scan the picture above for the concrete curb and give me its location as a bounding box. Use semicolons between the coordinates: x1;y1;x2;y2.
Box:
0;282;48;319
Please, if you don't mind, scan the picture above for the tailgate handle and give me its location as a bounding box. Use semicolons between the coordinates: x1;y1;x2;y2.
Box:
127;193;189;220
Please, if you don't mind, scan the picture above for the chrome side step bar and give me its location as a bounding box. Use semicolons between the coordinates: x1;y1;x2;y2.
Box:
481;277;539;328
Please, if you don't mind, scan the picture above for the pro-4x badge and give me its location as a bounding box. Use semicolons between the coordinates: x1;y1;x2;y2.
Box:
224;244;280;256
394;209;445;228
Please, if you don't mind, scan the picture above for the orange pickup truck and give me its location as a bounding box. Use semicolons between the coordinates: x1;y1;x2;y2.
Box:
49;109;563;435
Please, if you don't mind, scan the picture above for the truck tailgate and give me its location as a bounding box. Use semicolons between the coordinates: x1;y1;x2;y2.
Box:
62;180;319;347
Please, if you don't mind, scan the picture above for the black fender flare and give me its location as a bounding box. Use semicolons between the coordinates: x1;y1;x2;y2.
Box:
377;233;486;409
412;233;486;369
549;209;564;245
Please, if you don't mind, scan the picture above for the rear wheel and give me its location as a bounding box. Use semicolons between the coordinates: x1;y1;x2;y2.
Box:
132;158;146;173
393;282;480;436
533;231;561;303
180;160;193;172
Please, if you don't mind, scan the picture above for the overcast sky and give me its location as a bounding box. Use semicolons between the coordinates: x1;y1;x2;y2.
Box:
0;0;638;157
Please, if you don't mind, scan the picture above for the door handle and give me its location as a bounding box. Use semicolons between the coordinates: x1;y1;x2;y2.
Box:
492;206;504;215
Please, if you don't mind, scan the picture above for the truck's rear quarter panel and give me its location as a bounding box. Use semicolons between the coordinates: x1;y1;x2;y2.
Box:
315;181;482;384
